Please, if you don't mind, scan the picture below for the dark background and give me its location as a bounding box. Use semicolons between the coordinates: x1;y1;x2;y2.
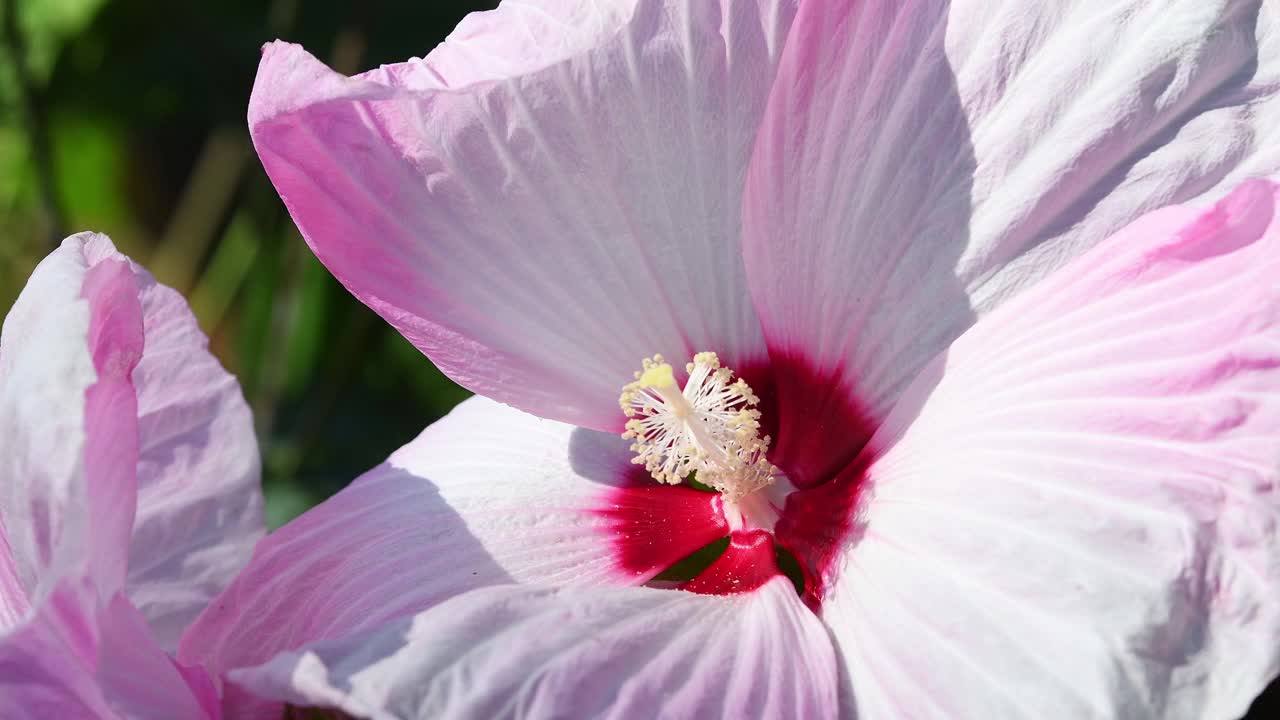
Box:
0;0;1274;714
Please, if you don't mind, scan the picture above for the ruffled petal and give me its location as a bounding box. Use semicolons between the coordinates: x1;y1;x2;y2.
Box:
743;0;1280;487
0;234;228;717
94;594;218;719
0;582;116;718
0;234;140;609
179;396;727;678
248;0;800;431
0;522;24;628
0;584;215;719
123;250;263;650
818;180;1280;718
1;233;262;648
225;578;835;720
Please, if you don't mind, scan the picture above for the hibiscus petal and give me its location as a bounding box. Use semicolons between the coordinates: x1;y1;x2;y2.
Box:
0;584;216;719
743;0;1280;486
226;578;836;720
179;395;727;678
0;233;233;717
123;251;263;650
0;234;139;608
1;233;262;645
95;594;218;718
81;255;145;603
247;0;800;431
0;582;125;719
818;180;1280;718
0;522;24;629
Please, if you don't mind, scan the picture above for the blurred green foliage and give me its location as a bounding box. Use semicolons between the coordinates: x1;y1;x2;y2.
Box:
0;0;494;527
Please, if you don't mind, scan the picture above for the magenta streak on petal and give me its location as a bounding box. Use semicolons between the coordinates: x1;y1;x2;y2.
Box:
0;514;29;630
681;530;782;596
170;656;219;720
595;472;730;583
775;454;871;611
80;258;144;597
758;350;877;491
83;259;144;378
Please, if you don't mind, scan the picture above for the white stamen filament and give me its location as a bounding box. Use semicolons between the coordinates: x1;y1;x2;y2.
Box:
620;352;776;502
722;478;789;532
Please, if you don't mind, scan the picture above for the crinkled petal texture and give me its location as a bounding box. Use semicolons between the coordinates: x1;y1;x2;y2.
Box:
247;0;799;431
0;236;118;615
743;0;1280;486
819;180;1280;719
125;251;263;650
0;233;261;717
182;396;735;715
0;585;217;719
226;578;836;720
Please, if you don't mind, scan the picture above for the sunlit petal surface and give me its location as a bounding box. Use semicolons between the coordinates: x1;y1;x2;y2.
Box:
180;397;730;685
811;180;1280;718
227;578;836;720
247;0;800;431
743;0;1280;487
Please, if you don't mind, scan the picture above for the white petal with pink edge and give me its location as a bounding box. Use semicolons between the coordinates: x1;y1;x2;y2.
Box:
822;180;1280;719
0;245;94;627
0;233;257;717
179;395;731;681
247;0;799;431
225;578;836;720
742;0;1280;486
0;234;137;613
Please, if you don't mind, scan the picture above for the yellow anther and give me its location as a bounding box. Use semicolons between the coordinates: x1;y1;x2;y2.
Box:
618;351;776;500
636;362;676;391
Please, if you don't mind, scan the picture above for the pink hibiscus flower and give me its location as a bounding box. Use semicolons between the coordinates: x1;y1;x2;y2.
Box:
0;233;263;716
189;0;1280;717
